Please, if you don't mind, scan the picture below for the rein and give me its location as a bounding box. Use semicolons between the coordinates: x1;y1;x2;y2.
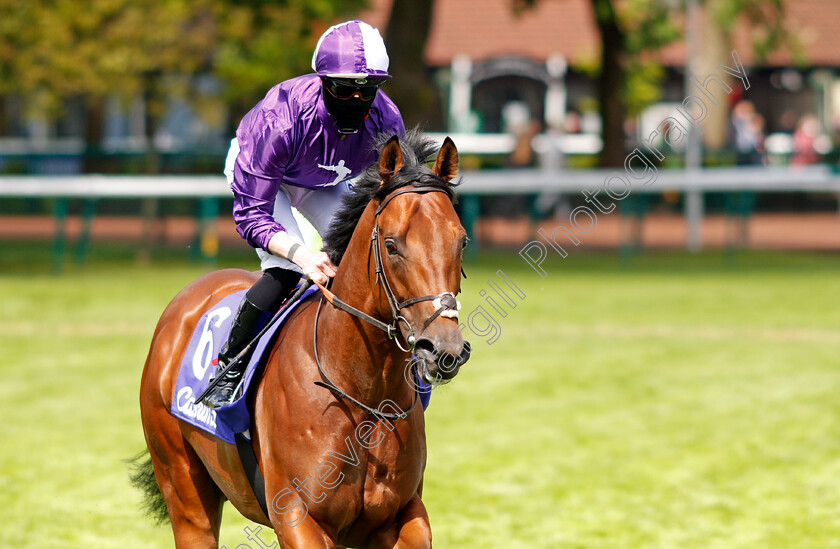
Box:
310;185;460;420
312;296;419;422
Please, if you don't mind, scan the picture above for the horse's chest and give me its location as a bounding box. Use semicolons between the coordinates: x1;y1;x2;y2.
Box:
305;419;426;531
361;449;421;508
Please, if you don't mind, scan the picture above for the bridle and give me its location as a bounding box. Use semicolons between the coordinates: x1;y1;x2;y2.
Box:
370;186;463;349
311;185;462;421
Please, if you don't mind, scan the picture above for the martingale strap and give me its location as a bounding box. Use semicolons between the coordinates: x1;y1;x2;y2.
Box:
312;296;418;422
328;291;397;337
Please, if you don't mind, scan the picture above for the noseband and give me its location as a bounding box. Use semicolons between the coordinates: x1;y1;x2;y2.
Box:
311;185;462;421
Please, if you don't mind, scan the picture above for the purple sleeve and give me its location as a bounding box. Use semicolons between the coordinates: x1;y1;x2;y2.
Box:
231;162;284;250
231;106;294;250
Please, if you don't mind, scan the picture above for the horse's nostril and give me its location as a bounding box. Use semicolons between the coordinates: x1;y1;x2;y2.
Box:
414;338;468;380
437;352;459;373
455;341;471;365
413;338;436;362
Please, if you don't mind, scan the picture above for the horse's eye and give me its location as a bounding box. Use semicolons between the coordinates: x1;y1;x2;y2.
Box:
462;237;469;250
385;239;399;255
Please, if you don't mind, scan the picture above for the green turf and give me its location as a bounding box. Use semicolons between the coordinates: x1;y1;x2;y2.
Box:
1;245;839;548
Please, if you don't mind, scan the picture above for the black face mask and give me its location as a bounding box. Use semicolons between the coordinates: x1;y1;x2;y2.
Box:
322;83;375;134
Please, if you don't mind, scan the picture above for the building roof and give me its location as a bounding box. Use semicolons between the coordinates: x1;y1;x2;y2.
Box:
360;0;840;68
771;0;840;66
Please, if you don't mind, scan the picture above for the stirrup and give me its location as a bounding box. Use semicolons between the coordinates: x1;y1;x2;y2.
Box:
202;362;246;408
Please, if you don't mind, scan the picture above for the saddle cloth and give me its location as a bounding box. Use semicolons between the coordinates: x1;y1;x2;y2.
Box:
170;285;431;443
170;285;318;442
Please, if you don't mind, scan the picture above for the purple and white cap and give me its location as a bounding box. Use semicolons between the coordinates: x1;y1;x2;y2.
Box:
311;20;391;80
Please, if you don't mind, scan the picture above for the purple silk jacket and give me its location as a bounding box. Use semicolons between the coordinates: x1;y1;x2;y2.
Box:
230;73;405;250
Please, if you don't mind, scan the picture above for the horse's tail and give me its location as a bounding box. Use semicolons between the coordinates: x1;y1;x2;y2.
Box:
126;449;170;524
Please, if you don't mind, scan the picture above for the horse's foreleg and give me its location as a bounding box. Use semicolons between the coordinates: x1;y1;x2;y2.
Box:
369;494;432;549
148;434;225;548
273;516;336;549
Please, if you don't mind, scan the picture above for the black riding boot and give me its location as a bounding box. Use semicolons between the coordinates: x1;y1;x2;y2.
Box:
202;297;267;408
202;267;301;408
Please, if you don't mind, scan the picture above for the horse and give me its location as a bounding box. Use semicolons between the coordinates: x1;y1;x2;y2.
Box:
132;131;472;548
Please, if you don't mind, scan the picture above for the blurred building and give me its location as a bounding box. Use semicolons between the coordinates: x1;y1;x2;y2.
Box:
1;0;839;172
363;0;840;160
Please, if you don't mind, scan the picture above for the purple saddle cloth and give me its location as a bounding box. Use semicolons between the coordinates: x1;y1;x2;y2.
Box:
170;285;431;443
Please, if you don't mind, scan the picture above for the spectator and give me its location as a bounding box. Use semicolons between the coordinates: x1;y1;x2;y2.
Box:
791;114;820;165
730;100;764;165
751;112;766;163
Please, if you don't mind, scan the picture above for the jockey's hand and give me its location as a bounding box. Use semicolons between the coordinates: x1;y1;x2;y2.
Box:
293;248;337;286
267;231;337;286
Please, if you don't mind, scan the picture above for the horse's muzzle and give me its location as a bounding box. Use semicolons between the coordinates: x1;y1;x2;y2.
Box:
413;338;471;384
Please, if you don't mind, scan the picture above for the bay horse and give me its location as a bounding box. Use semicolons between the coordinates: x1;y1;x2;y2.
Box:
133;131;471;548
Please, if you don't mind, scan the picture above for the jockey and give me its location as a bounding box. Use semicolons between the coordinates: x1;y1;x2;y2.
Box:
203;20;405;408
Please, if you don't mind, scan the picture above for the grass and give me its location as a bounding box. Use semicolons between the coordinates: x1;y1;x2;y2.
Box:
1;242;839;548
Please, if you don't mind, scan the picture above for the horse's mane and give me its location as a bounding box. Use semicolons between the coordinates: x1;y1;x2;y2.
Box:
322;128;458;265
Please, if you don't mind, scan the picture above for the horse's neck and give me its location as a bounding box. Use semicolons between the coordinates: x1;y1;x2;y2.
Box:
318;208;413;404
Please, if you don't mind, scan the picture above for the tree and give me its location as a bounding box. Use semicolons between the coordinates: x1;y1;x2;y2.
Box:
382;0;443;130
213;0;365;125
0;0;218;171
591;0;627;167
0;0;364;168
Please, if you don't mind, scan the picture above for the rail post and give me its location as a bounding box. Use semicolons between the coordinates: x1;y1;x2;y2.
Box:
74;198;97;265
52;197;68;274
196;197;219;265
459;193;479;260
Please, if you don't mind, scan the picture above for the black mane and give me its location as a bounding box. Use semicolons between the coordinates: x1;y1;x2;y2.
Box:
322;128;458;265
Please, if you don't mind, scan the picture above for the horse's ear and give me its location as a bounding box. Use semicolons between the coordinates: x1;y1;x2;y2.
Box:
378;135;404;186
433;136;459;182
